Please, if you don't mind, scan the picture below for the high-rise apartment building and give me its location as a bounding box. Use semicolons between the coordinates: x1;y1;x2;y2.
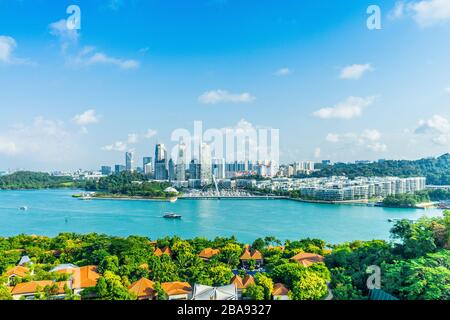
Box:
125;152;134;171
176;140;186;182
154;144;168;180
200;143;212;185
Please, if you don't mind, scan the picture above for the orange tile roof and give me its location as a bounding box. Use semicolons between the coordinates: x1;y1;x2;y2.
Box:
240;249;263;261
162;247;172;256
5;266;30;278
290;253;324;267
57;265;100;289
161;282;192;296
251;250;263;260
128;278;156;299
198;248;220;259
231;275;255;289
242;275;255;288
240;249;252;260
154;248;163;257
11;281;68;295
273;283;289;296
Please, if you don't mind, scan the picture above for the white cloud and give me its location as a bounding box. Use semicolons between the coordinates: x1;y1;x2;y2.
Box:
389;2;406;20
326;129;387;153
339;64;373;80
73;109;100;127
313;96;376;120
410;0;450;27
49;19;79;44
68;47;140;70
127;133;138;144
0;35;31;65
198;90;255;104
102;141;127;152
274;67;292;76
0;117;72;161
144;129;157;139
445;86;450;93
0;137;17;155
415;114;450;145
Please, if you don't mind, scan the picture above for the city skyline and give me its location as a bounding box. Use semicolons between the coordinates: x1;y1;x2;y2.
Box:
0;0;450;171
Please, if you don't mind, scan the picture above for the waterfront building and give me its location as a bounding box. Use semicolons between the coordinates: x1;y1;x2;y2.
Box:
143;157;152;169
212;158;226;180
101;166;112;176
176;140;186;182
154;144;168;180
168;159;176;182
114;164;126;174
200;143;212;185
125;151;134;172
189;159;201;180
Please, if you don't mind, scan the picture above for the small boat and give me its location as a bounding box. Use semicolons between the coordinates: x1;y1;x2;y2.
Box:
163;212;182;219
19;206;28;211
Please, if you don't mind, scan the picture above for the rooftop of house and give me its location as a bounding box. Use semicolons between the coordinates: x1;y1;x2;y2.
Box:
11;280;68;295
290;252;324;267
161;281;192;296
128;278;156;298
198;248;220;259
272;283;289;296
154;246;172;257
56;265;100;289
5;265;30;278
231;275;255;289
240;249;263;261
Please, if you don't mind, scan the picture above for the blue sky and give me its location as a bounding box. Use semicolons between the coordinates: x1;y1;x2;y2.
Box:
0;0;449;171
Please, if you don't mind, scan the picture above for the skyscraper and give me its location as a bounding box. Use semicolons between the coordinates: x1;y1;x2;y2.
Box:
212;158;226;180
176;140;186;182
168;158;175;182
200;142;212;185
189;159;201;180
154;144;168;180
125;151;134;171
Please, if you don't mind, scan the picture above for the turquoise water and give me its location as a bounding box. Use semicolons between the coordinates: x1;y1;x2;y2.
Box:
0;189;443;244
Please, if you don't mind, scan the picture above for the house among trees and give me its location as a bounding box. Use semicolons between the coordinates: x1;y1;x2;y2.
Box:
154;247;172;257
161;281;192;300
4;266;31;286
192;284;238;300
231;274;255;299
272;283;290;300
240;249;264;268
290;252;324;267
128;278;156;300
55;265;100;295
18;256;33;266
10;280;69;300
198;248;220;261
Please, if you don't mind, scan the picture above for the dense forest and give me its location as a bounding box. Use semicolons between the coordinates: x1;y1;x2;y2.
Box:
305;154;450;185
0;172;75;190
1;211;448;300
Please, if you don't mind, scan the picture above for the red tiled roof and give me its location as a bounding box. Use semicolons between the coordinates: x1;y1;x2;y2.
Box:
290;252;324;267
198;248;220;259
128;278;156;299
273;283;289;296
57;265;100;289
161;282;192;296
5;266;29;278
11;281;68;295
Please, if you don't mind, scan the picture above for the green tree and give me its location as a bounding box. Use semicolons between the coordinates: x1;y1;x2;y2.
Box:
0;285;13;300
254;273;274;300
290;271;328;300
244;285;265;300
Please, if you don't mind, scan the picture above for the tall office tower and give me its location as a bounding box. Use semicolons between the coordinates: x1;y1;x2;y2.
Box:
189;159;201;180
154;144;168;180
200;142;212;184
143;157;153;175
115;164;126;174
176;140;186;182
101;166;112;176
212;158;226;180
125;151;134;171
168;159;176;181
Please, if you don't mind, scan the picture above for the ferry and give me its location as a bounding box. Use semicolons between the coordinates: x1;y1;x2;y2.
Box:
163;212;182;219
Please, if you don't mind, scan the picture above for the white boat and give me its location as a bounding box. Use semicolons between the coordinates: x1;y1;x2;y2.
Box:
19;206;28;211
